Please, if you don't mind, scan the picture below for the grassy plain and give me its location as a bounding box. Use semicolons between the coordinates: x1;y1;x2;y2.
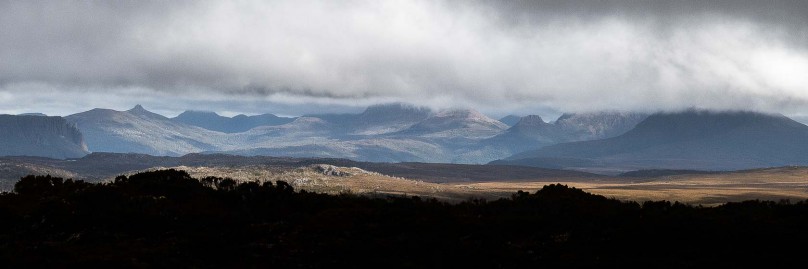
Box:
137;165;808;206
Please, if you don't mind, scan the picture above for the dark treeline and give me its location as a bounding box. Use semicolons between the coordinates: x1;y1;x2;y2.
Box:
1;170;807;268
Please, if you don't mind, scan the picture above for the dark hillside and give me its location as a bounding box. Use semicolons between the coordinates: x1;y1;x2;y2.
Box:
499;110;808;171
0;115;88;159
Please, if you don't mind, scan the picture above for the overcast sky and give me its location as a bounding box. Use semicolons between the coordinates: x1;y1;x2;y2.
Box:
1;0;807;120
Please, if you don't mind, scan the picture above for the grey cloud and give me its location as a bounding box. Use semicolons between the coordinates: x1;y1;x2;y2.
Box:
485;1;808;30
0;82;369;117
1;0;808;116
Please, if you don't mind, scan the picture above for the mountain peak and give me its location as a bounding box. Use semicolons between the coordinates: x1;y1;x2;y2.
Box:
128;104;148;113
514;115;547;127
126;104;166;119
399;108;507;138
556;113;575;122
172;109;294;133
350;103;432;134
499;115;522;127
177;110;220;117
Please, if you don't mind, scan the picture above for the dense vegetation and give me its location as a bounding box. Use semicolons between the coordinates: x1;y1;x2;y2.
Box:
1;170;807;268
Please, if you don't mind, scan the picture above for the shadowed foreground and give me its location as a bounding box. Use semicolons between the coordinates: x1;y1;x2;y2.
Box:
1;170;807;268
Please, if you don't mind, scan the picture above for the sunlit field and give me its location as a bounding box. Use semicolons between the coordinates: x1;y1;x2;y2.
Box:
132;165;808;206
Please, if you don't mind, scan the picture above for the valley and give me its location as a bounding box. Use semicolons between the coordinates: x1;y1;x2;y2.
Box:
3;154;807;206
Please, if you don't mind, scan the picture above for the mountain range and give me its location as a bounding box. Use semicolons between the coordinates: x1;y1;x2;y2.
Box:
482;112;648;152
64;105;232;156
172;110;295;133
57;103;521;163
493;110;808;173
4;104;808;172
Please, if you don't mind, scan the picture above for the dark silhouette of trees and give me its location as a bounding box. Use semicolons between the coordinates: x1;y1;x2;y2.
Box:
14;174;91;196
1;170;808;268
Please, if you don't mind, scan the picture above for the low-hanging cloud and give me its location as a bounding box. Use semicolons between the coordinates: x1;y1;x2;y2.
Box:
1;0;807;116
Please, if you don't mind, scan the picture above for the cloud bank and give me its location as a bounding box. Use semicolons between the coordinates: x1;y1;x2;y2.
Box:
1;0;807;117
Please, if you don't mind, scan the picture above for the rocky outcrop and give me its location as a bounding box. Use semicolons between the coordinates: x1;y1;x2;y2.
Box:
0;115;88;159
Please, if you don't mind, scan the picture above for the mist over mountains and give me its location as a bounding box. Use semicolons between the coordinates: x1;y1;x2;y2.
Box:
4;103;808;173
483;112;648;153
4;1;808;266
495;110;808;173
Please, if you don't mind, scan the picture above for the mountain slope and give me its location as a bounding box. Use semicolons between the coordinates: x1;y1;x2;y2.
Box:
490;115;556;145
498;115;522;127
349;103;432;135
480;112;648;157
0;115;88;158
61;104;494;162
551;112;649;142
172;111;295;133
242;117;336;141
308;103;432;135
65;105;234;156
496;110;808;171
397;109;508;139
225;106;506;163
48;103;653;164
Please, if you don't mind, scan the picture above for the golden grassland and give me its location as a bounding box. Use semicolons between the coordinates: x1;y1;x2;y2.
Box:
121;165;808;206
455;166;808;206
0;162;79;190
131;165;483;201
